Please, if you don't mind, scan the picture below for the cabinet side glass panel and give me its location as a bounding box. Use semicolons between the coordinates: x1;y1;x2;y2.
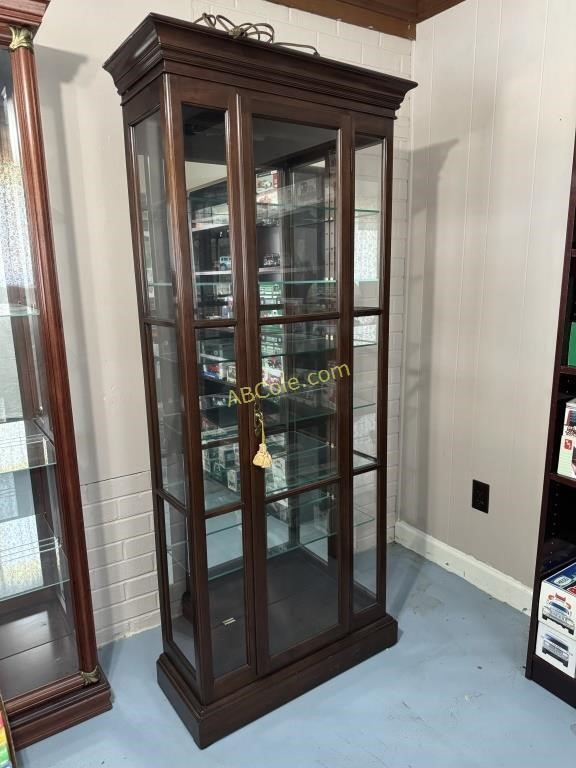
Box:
183;107;234;321
205;509;247;677
353;472;378;611
265;485;339;656
0;48;78;700
164;500;196;671
353;316;379;470
354;136;385;311
151;326;186;505
252;118;338;318
134;113;175;320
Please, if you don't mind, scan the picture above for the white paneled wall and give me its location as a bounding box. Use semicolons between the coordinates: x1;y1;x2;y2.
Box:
401;0;576;587
36;0;411;645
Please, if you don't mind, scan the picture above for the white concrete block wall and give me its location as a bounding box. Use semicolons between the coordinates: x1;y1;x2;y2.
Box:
81;472;160;646
38;0;411;645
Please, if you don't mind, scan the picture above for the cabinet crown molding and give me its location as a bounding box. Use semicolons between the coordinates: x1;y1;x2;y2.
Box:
104;13;416;118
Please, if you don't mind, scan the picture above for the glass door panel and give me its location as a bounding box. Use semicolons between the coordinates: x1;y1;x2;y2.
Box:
196;327;241;511
206;509;247;677
252;113;344;662
0;48;78;701
253;118;338;318
265;485;339;656
354;136;385;311
260;320;339;495
184;107;233;321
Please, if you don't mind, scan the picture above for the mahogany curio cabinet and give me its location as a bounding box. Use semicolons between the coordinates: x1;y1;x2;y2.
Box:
0;0;110;748
105;13;416;747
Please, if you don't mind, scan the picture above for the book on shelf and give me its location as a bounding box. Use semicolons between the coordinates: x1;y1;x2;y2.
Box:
557;398;576;479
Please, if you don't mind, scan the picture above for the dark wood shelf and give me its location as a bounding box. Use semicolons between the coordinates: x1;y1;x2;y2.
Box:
550;472;576;490
559;365;576;375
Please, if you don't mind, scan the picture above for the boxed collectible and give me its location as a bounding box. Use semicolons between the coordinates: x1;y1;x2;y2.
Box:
557;398;576;479
538;561;576;638
536;622;576;675
568;322;576;367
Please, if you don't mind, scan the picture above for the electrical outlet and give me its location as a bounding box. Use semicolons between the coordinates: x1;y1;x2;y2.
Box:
472;480;490;513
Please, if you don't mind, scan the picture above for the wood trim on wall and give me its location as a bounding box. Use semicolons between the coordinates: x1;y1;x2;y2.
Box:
267;0;466;39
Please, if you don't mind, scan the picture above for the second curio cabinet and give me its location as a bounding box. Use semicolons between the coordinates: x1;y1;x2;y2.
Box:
105;13;416;747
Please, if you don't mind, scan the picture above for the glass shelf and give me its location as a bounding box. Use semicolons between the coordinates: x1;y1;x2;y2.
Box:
0;303;40;318
265;432;336;496
192;391;376;448
196;500;375;582
204;474;241;511
0;420;56;475
353;451;377;470
188;206;379;234
0;513;69;601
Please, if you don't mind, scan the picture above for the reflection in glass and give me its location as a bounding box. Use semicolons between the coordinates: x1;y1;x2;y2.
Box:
252;119;338;317
0;49;77;700
353;472;378;611
151;326;186;504
206;509;246;677
134;113;174;319
354;136;385;310
196;328;241;511
165;502;196;670
266;485;339;656
353;316;379;470
183;107;233;320
260;321;339;495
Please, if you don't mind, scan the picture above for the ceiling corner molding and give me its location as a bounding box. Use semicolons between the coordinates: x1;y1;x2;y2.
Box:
267;0;417;39
416;0;465;23
267;0;466;39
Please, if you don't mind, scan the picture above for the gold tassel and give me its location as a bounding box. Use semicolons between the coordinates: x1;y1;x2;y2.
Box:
253;411;273;468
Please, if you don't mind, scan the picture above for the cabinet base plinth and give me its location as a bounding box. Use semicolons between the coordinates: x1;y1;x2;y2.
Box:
157;614;398;748
10;674;112;749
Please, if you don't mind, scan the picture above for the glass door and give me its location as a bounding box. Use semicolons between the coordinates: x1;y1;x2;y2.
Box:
0;48;78;701
247;109;348;667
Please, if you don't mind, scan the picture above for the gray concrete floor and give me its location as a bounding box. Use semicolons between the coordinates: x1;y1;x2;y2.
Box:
20;544;576;767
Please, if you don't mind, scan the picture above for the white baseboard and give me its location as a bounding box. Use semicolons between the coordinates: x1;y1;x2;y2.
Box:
394;521;533;615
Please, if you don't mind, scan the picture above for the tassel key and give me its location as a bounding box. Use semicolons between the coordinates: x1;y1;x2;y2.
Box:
253;409;272;468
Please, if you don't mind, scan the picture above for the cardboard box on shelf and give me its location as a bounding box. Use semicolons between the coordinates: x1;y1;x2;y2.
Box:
536;622;576;676
557;398;576;479
538;561;576;639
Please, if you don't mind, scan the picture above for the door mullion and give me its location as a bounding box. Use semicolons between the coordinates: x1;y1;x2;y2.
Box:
236;92;270;675
226;91;258;679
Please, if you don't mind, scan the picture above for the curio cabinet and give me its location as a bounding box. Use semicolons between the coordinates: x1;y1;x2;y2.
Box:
105;12;415;747
0;0;110;748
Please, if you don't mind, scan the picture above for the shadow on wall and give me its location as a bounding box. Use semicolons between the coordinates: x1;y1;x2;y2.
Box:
34;45;94;463
34;44;134;488
389;139;457;622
